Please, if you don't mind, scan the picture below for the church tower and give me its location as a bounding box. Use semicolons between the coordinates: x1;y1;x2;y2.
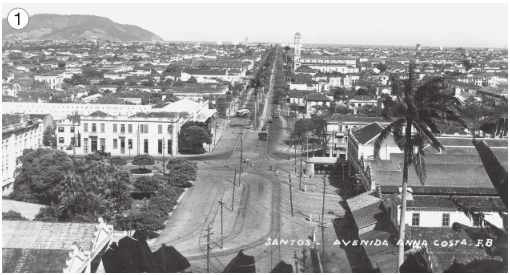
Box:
293;32;302;70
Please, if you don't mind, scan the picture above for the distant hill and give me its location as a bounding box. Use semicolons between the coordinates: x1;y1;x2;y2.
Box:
3;14;163;41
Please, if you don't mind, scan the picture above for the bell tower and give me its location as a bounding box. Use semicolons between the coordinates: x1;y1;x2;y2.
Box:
294;32;302;70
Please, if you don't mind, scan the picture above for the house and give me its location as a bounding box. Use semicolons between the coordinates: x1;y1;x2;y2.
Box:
478;85;508;105
2;83;21;97
324;114;390;159
34;73;64;89
304;93;331;114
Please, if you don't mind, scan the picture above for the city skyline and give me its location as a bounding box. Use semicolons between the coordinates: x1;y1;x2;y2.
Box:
3;3;508;48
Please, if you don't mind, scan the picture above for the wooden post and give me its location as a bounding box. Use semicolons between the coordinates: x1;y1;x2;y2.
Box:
233;167;237;205
218;201;224;249
289;183;294;217
203;224;213;273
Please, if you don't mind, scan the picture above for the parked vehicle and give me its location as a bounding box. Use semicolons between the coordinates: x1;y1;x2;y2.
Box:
258;131;268;140
236;109;250;117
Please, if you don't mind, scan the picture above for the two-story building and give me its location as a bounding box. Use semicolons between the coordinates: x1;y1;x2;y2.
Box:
56;112;182;157
34;73;64;89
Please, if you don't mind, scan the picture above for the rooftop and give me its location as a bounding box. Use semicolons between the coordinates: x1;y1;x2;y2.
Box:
353;122;385;144
2;220;97;251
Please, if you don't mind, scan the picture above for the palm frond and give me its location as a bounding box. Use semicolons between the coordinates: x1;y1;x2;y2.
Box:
412;120;445;152
373;118;406;163
412;143;427;185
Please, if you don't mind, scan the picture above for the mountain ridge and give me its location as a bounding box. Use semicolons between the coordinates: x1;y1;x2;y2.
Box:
3;14;163;41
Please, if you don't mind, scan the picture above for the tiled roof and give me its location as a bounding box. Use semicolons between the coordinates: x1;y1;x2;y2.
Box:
406;195;506;211
353;122;385;144
306;93;331;102
359;220;399;273
2;220;97;251
184;68;227;76
407;227;504;273
380;185;499;196
346;191;380;212
436;137;508;148
2;200;45;220
2;248;70;273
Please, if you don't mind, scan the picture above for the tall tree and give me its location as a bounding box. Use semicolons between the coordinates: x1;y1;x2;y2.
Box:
66;111;80;158
42;126;57;148
372;60;466;271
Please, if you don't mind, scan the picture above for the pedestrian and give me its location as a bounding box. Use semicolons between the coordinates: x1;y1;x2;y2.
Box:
270;165;272;171
276;169;279;175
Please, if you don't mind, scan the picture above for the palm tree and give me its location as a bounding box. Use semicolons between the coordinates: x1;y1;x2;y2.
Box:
373;60;466;271
283;45;291;64
67;111;81;158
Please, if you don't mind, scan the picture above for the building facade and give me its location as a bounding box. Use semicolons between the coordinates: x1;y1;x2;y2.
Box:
56;114;182;157
2;115;46;195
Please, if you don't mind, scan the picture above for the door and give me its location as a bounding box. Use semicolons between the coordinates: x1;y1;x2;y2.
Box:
91;140;98;152
120;139;125;154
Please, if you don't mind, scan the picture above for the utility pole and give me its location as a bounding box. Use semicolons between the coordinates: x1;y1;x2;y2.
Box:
254;89;257;130
233;167;237;204
162;140;165;175
289;182;294;217
238;131;244;178
218;201;225;249
203;224;213;273
320;174;327;266
214;121;218;147
299;143;303;190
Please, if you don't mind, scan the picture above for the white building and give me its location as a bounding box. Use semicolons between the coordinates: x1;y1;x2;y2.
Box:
2;115;47;195
34;74;64;89
56;113;182;157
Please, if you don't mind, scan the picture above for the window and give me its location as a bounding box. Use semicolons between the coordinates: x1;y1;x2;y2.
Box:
58;127;64;132
442;213;450;227
92;123;97;132
158;139;162;154
128;124;132;133
167;139;172;154
100;123;105;133
144;139;148;153
121;124;125;133
158;125;162;134
113;139;118;149
59;137;64;143
84;138;88;153
128;139;133;149
100;138;106;151
113;124;117;133
412;213;420;226
70;127;75;133
83;123;88;133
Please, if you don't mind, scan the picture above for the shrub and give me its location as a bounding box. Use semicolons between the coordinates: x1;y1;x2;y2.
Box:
109;156;127;167
2;210;28;220
132;154;155;170
133;176;162;194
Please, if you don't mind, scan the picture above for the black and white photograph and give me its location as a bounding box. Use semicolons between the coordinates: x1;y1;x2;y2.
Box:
1;1;508;273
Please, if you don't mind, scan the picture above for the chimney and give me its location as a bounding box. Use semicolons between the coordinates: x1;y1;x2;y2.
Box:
376;184;382;198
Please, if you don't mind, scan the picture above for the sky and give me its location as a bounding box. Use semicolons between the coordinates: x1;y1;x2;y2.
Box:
3;2;508;48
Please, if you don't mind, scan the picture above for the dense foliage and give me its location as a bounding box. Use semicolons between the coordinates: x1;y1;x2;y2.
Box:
132;154;155;170
165;158;198;186
10;148;133;223
42;126;57;148
2;210;28;220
